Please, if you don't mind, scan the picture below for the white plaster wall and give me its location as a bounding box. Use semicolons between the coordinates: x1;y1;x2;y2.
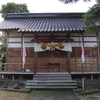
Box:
8;31;98;48
9;38;21;42
84;37;97;41
9;37;34;43
84;43;97;47
71;37;97;42
8;43;21;48
71;43;80;47
24;43;34;47
70;33;97;47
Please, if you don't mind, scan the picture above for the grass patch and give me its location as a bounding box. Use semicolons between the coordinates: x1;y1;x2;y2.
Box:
33;90;67;97
75;89;100;95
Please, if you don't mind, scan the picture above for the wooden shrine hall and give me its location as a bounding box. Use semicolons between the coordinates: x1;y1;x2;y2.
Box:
0;13;99;83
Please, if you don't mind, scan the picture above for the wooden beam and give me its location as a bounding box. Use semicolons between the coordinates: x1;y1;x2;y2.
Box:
67;35;71;74
34;35;38;75
97;32;100;70
31;38;74;43
21;34;24;71
34;52;37;75
67;51;71;74
6;32;9;64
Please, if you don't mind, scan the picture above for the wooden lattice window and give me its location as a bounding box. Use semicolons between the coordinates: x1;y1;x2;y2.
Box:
71;47;81;58
8;48;21;58
8;49;14;58
26;48;34;58
84;48;98;57
84;49;90;57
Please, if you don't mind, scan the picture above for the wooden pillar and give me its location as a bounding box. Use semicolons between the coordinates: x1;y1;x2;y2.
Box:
82;34;84;72
67;34;71;74
6;32;9;70
12;75;14;81
21;34;23;71
1;74;4;79
91;74;93;81
67;51;71;74
97;32;100;70
34;52;37;75
34;36;38;75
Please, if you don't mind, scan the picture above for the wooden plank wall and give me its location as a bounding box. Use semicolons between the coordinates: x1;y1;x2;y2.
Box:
71;47;98;71
37;50;67;72
7;48;22;71
6;31;99;72
7;48;34;71
70;33;98;72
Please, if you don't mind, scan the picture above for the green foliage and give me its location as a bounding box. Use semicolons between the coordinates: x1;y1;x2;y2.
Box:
0;2;29;17
59;0;100;4
0;2;29;63
0;32;7;63
81;4;100;32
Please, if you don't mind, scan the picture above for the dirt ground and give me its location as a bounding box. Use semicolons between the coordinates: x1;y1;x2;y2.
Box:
0;89;100;100
78;93;100;100
0;89;79;100
0;90;28;100
25;90;79;100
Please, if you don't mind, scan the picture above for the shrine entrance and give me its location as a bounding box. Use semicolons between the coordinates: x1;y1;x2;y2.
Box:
37;49;68;72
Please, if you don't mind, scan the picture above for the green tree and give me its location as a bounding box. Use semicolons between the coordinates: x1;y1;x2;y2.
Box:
0;32;7;63
81;4;100;46
0;2;29;64
81;4;100;32
0;2;29;17
59;0;100;4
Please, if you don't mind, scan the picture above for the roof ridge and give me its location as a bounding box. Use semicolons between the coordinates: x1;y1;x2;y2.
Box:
4;13;84;19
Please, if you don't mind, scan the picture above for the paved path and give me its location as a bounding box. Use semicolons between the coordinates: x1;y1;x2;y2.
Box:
25;90;79;100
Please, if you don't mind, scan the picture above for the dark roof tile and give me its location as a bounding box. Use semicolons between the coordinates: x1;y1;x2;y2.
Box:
0;13;85;33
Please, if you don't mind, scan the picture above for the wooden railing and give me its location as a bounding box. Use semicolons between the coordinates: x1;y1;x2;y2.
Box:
71;62;99;72
0;62;99;73
0;63;34;72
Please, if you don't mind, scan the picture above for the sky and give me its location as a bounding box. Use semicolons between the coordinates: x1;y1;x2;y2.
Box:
0;0;97;21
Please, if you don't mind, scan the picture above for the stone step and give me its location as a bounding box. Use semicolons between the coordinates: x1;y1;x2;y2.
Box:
25;73;77;89
35;73;71;75
37;72;69;74
35;74;71;77
35;73;72;80
34;77;72;80
25;85;77;89
27;80;76;83
26;83;77;86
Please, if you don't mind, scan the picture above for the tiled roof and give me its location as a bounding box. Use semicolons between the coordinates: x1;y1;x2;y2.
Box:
0;13;85;33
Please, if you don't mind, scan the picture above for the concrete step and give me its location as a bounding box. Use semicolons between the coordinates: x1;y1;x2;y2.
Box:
35;73;72;80
25;73;77;89
34;78;72;80
26;83;77;86
25;86;77;89
26;80;76;83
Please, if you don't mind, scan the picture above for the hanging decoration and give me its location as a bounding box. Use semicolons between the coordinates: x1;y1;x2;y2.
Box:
35;38;70;51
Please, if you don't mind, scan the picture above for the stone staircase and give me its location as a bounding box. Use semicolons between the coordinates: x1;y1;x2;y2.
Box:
25;73;77;89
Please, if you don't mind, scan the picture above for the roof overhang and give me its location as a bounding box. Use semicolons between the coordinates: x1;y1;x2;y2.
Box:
0;13;85;34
